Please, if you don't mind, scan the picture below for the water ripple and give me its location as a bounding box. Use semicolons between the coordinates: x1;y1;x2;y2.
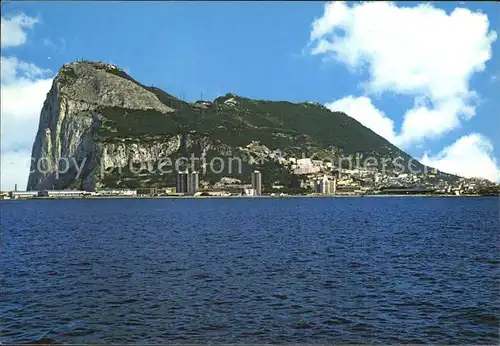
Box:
1;197;499;344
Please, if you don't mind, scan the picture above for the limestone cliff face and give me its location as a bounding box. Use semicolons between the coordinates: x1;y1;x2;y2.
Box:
27;62;178;190
27;61;242;190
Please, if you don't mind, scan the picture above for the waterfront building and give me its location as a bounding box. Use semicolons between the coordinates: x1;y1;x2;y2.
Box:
176;171;199;195
9;191;39;199
244;188;256;196
314;177;333;194
251;170;262;196
314;179;321;193
330;178;337;195
137;188;158;196
37;190;89;197
164;187;176;194
176;171;188;194
98;189;137;196
187;171;199;195
336;186;357;195
322;178;331;194
380;187;436;195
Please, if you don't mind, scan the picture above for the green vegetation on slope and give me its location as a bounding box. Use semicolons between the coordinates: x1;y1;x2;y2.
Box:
97;92;414;165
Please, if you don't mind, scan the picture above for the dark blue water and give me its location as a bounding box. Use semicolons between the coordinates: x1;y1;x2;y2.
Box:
1;197;499;344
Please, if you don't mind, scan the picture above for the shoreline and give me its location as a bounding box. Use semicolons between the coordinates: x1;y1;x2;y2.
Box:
1;194;495;201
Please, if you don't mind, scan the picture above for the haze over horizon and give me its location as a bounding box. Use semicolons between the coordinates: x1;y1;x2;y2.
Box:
1;1;499;190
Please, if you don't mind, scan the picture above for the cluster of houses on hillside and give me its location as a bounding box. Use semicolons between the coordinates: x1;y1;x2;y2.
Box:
1;156;498;199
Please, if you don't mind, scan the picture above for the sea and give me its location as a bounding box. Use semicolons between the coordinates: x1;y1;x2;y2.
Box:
1;197;499;344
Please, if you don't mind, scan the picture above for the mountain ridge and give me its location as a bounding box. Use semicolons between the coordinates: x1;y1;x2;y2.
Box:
27;60;458;191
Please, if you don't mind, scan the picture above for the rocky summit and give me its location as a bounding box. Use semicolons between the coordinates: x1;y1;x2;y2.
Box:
27;60;455;191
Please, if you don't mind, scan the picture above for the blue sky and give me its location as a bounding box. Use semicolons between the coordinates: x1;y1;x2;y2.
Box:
1;1;499;189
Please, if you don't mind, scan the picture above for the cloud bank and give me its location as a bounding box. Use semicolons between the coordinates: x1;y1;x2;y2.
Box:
1;13;38;48
421;134;500;182
1;14;54;190
311;1;499;181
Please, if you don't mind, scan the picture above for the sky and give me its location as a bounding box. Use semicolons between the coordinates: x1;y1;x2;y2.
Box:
1;1;499;190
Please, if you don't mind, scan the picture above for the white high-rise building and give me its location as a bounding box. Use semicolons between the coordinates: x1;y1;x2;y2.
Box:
176;171;188;193
330;178;337;195
314;176;333;194
251;171;262;196
187;171;199;195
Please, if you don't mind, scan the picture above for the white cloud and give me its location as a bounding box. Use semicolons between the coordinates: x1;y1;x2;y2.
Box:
325;94;478;149
1;56;51;85
397;95;477;147
0;14;54;190
325;96;397;144
1;56;53;190
421;134;500;182
1;13;38;48
310;1;497;148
